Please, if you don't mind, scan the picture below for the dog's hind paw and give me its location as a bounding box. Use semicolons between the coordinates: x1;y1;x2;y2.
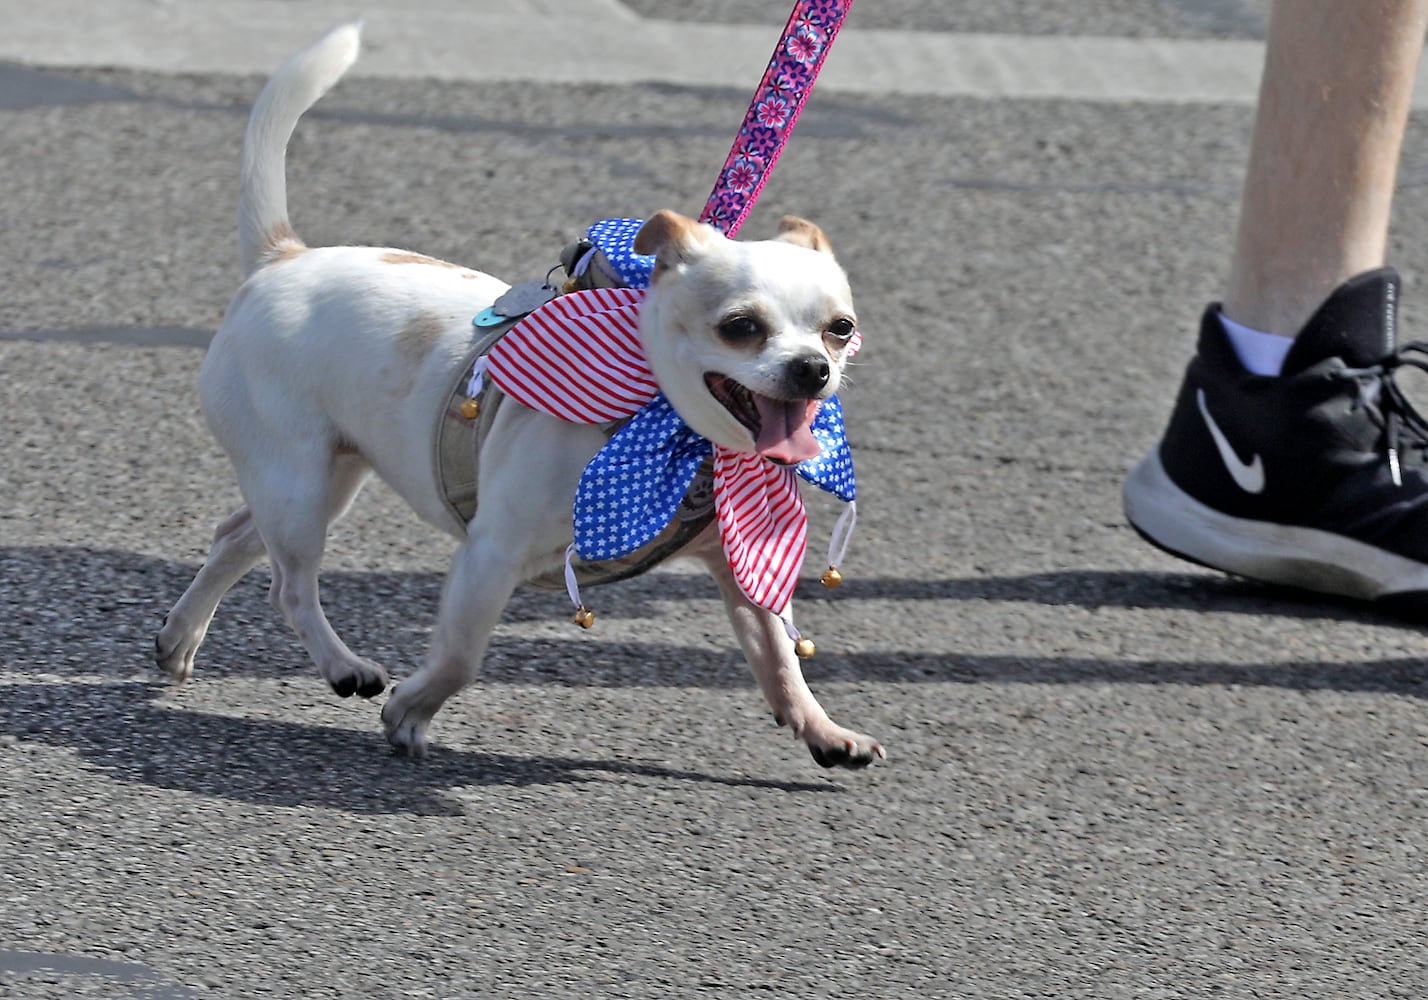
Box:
806;728;886;770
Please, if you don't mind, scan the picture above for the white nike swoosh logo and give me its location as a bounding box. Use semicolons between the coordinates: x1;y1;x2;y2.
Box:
1196;388;1265;494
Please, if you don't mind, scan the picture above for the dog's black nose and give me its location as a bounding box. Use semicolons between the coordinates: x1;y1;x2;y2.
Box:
787;354;831;395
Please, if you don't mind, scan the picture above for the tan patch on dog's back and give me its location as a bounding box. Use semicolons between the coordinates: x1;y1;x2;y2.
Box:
391;311;447;397
380;250;485;280
381;251;461;269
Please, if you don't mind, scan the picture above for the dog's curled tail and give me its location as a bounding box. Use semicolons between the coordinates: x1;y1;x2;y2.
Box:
237;21;362;277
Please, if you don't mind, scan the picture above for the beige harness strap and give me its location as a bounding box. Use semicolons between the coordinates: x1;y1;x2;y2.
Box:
433;320;518;534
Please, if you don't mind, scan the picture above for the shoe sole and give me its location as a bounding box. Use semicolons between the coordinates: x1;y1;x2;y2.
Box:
1123;448;1428;615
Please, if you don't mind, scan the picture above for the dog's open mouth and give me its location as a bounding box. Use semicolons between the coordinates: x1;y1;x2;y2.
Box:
704;373;822;465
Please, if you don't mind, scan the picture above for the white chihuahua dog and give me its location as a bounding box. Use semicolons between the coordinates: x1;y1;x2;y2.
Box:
156;23;883;768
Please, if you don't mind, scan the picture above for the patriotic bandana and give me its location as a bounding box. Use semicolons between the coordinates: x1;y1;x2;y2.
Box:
481;284;858;620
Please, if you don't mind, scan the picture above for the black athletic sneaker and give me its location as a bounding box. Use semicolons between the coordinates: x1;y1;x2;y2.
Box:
1123;267;1428;613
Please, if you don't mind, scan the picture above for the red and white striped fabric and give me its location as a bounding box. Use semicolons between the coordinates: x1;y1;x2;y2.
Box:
483;287;810;618
484;287;656;422
714;449;806;614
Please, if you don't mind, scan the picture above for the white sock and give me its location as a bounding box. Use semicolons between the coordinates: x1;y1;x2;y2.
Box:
1219;313;1293;376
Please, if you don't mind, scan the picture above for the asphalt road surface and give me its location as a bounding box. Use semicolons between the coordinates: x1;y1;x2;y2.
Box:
5;1;1428;997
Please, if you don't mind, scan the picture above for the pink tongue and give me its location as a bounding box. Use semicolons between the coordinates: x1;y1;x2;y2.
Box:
753;395;822;464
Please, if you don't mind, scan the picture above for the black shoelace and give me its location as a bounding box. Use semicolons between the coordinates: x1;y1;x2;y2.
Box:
1337;341;1428;486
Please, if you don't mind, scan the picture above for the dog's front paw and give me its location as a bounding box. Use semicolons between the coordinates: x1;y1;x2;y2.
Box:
154;615;202;683
381;686;433;758
804;725;886;770
322;657;388;699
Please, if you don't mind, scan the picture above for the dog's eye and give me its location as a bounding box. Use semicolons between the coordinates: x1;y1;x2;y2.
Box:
826;318;856;341
718;315;764;343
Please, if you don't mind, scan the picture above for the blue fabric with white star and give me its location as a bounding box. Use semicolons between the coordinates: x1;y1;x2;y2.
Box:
574;395;709;560
800;394;856;503
574;392;856;561
587;218;654;289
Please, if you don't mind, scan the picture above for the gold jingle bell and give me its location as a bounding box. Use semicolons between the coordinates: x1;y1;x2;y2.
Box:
458;396;481;420
794;637;816;659
573;606;596;629
820;566;843;589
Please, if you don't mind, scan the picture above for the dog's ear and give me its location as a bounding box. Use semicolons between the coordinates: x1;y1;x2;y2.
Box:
774;215;835;255
634;210;716;280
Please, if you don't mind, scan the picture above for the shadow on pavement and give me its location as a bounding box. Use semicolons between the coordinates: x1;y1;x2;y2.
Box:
4;543;1425;696
0;680;837;815
0;62;134;110
0;947;197;1000
6;544;1427;812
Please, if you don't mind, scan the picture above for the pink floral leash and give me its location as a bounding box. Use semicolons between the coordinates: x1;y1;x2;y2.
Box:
699;0;855;236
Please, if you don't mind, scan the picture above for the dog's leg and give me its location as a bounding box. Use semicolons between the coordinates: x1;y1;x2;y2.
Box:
155;504;268;681
698;543;884;768
156;452;375;687
381;407;602;757
239;450;384;697
380;525;523;757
